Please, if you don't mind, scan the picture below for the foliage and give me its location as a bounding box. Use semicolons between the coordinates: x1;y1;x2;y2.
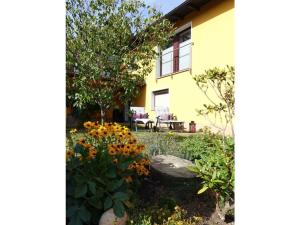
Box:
186;128;234;207
66;122;150;225
180;127;233;161
134;131;185;158
193;66;235;136
66;0;174;122
127;204;202;225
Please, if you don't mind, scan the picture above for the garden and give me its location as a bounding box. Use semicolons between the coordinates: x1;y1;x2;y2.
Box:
66;125;234;225
66;1;234;224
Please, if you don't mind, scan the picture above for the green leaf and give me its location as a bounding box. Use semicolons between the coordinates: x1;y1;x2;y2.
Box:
123;200;134;208
118;161;130;171
78;207;91;223
68;213;83;225
187;165;199;173
197;185;209;194
113;200;125;218
74;184;87;198
112;192;129;201
66;206;79;218
74;175;86;184
106;168;117;178
88;181;96;195
94;177;105;185
88;197;103;210
104;196;113;210
212;170;217;180
108;179;123;192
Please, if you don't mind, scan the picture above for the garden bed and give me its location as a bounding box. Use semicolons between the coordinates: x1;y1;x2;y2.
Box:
127;173;233;225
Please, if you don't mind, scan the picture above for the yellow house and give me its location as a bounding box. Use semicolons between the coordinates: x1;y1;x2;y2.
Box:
133;0;234;132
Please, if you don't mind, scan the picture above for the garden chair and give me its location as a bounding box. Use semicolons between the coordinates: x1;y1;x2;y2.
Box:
130;107;154;131
155;106;185;131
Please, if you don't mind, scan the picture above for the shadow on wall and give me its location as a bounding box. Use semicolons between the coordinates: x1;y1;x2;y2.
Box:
190;0;234;28
132;85;146;107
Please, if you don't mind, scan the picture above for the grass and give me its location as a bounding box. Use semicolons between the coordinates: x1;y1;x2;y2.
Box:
66;126;198;160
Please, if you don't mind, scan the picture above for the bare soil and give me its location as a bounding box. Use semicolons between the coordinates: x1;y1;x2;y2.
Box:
136;174;234;225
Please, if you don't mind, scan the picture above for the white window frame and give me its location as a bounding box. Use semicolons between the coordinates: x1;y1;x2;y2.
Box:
157;21;192;78
151;89;169;110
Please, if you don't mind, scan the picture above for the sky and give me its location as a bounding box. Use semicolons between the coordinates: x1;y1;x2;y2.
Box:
145;0;185;15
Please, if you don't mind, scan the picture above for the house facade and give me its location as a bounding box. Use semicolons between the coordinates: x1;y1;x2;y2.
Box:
133;0;234;132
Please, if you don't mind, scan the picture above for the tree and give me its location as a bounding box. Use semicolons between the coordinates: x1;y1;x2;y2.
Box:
193;66;235;220
66;0;174;123
193;66;235;137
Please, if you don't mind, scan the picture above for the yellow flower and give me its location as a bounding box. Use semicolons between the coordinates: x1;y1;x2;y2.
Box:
143;168;150;176
128;162;137;170
66;149;74;159
108;148;117;156
112;159;118;164
82;143;92;149
168;131;174;136
88;151;97;160
77;138;86;145
70;128;77;134
89;129;100;138
124;176;133;183
83;121;93;129
122;149;130;156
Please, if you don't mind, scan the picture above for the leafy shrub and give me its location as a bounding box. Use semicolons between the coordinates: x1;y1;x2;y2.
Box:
185;128;234;207
180;127;234;161
66;122;150;225
134;132;185;158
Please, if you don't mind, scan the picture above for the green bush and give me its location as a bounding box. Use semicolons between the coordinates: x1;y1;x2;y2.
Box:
66;122;150;225
185;128;234;206
134;132;185;158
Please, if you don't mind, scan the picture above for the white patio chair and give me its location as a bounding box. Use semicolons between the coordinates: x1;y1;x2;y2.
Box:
155;106;185;131
130;107;154;131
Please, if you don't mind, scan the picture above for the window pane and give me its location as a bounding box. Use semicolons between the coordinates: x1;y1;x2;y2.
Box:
162;51;173;63
179;39;191;70
179;55;190;70
162;61;173;75
179;28;191;43
161;46;173;76
179;39;191;57
154;92;169;108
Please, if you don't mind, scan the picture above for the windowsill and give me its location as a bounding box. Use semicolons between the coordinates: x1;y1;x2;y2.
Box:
157;68;191;79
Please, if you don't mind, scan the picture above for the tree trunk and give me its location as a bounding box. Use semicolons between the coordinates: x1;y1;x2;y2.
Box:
100;107;105;125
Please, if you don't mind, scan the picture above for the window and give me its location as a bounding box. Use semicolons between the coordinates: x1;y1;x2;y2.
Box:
158;26;192;77
152;89;169;110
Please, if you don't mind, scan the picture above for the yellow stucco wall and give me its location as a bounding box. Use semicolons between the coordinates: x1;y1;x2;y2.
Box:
134;0;234;133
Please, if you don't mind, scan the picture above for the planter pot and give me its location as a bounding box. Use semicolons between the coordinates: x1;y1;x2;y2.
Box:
99;208;128;225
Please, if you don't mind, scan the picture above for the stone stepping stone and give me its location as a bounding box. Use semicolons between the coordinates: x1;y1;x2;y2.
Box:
150;155;196;179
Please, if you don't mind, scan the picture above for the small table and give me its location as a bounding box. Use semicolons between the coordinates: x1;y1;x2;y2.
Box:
160;120;185;131
134;118;154;131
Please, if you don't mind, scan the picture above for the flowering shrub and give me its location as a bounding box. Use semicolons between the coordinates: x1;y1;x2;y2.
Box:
66;122;150;225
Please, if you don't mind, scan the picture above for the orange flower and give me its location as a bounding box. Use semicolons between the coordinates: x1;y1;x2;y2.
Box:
82;143;92;149
77;138;86;145
108;148;117;156
124;176;133;183
83;121;93;129
122;149;130;156
66;149;74;159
